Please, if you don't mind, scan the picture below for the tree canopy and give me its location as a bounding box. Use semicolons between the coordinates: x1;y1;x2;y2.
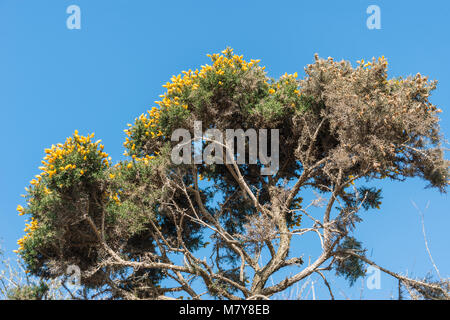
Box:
14;48;449;299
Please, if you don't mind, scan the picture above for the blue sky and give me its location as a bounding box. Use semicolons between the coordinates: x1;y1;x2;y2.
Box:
0;0;449;299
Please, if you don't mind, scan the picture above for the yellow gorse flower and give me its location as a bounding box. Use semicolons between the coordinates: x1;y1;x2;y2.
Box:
125;48;265;157
15;131;110;253
16;205;25;216
35;130;110;184
14;216;39;253
358;56;388;71
124;48;300;161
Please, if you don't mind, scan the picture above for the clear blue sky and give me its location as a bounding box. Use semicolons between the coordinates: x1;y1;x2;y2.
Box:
0;0;449;299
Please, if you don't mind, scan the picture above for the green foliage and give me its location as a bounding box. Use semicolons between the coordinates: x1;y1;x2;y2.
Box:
334;237;366;286
12;48;448;299
6;281;49;300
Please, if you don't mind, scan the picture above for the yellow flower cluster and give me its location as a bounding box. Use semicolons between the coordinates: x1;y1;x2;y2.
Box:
16;205;25;216
125;48;266;155
13;217;38;253
133;154;156;165
160;70;200;98
32;130;110;186
110;192;121;205
24;217;39;233
267;71;300;95
123;154;157;165
100;187;122;206
15;131;111;254
206;48;261;73
155;47;261;109
358;56;388;70
280;72;298;80
123;110;164;153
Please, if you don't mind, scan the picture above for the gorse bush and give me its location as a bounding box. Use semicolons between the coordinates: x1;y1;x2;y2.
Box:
14;48;449;299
